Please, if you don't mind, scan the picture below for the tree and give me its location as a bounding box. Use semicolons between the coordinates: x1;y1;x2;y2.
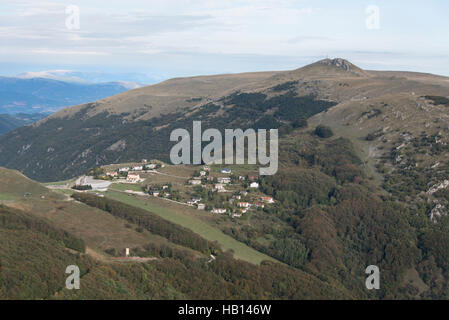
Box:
315;125;333;138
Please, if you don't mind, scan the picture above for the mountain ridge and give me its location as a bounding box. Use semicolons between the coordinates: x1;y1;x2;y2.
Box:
0;58;448;182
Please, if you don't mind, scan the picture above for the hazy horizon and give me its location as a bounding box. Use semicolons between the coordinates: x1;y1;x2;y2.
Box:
1;0;448;81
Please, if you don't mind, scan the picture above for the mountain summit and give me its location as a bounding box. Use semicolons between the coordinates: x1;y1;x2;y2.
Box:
318;58;361;72
291;58;369;78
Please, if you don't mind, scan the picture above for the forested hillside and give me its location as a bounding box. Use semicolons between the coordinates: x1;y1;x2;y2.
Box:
0;204;350;299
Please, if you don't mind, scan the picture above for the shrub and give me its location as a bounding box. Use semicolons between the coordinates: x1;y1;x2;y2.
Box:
315;125;333;138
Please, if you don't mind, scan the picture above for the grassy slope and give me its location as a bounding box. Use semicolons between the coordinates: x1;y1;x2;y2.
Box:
104;190;277;265
0;167;49;197
0;167;271;265
0;168;198;257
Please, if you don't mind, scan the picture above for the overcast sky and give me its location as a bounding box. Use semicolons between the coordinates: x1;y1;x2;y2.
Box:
1;0;448;82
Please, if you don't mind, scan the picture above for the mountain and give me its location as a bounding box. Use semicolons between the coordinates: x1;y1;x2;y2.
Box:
0;76;139;114
2;57;449;299
0;113;48;135
16;70;158;86
0;58;448;183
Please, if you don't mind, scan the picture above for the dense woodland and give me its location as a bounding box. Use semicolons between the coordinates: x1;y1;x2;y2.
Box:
0;205;350;300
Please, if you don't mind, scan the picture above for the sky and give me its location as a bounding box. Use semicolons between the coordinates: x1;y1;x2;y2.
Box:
0;0;448;83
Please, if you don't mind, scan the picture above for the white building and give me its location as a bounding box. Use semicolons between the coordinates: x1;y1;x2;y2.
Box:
187;197;201;206
214;184;225;192
126;173;141;183
250;182;259;188
218;177;231;184
237;202;251;208
132;166;143;171
261;196;275;203
211;208;226;214
189;179;202;185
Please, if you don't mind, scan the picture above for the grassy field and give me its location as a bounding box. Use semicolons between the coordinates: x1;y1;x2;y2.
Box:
0;193;18;201
0;167;50;197
109;182;144;192
104;190;277;265
42;177;77;186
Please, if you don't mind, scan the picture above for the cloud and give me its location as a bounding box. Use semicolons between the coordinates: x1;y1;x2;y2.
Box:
32;49;108;56
0;0;448;77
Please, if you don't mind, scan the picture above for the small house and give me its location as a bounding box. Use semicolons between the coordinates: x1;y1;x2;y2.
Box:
218;177;231;184
106;171;118;177
254;201;265;208
211;208;226;214
214;184;225;191
261;196;275;203
237;202;251;208
250;182;259;188
126;173;141;183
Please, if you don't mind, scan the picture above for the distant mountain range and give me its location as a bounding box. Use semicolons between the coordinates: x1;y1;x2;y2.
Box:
0;76;141;114
15;70;160;86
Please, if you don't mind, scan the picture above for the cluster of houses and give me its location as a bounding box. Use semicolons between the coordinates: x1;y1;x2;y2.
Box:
210;195;275;218
183;165;273;217
187;166;259;190
148;185;170;198
104;162;158;184
178;165;271;217
104;162;274;220
187;197;206;210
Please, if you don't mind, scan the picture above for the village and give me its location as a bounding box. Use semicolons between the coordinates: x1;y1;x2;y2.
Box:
66;159;276;220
